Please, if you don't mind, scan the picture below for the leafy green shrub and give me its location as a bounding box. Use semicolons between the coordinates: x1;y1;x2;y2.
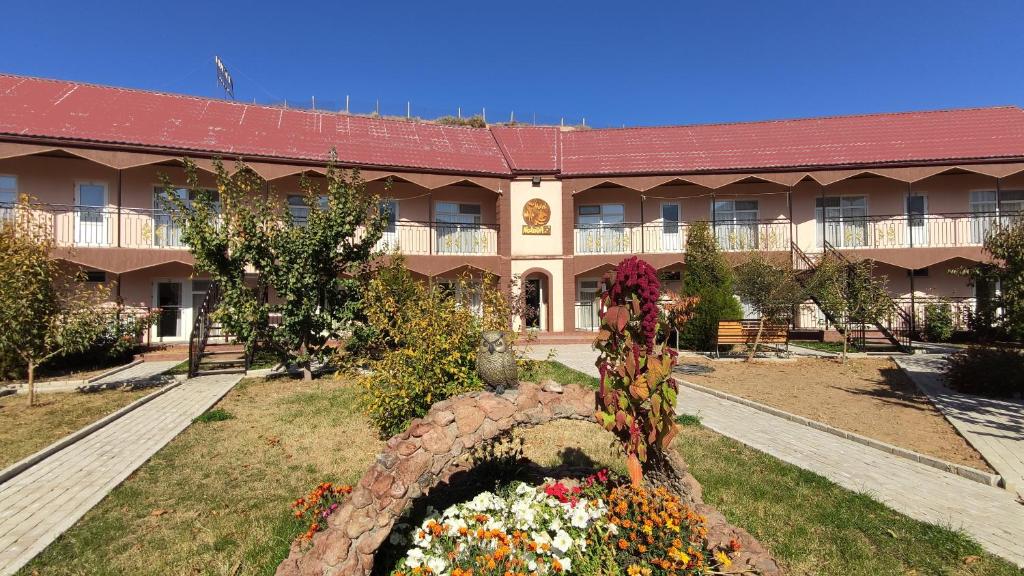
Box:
360;261;521;437
679;222;742;351
945;346;1024;398
923;302;954;342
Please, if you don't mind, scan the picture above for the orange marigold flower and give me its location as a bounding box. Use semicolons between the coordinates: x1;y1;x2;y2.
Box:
618;539;630;550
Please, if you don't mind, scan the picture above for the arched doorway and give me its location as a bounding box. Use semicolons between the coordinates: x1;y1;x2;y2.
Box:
522;270;551;331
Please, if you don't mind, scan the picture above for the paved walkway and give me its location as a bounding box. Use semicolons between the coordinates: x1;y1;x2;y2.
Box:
896;354;1024;496
0;372;241;576
532;344;1024;567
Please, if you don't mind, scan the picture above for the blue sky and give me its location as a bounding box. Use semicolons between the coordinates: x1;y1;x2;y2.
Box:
1;0;1020;127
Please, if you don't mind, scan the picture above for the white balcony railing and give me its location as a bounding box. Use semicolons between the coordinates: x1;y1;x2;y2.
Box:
818;212;1021;249
573;221;791;255
1;204;500;256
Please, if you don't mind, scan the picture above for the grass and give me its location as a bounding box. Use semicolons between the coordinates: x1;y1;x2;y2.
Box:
791;340;864;354
0;388;151;469
675;425;1018;575
195;408;235;423
524;359;600;389
675;413;702;427
18;366;1022;576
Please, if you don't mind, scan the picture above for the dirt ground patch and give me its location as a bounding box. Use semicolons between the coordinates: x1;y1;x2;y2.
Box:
680;356;993;472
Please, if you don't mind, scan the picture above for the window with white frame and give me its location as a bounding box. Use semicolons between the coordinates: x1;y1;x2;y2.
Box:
576;278;603;331
576;204;627;253
815;196;867;248
435;202;483;254
970;190;1024;242
152;187;219;247
576;204;624;227
287;194;328;224
713;200;758;250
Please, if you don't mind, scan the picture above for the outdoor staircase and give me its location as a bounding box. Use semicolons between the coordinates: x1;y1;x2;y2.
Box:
792;242;914;353
188;284;250;377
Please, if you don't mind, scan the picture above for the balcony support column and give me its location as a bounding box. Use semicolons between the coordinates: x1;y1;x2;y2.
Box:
996;176;1002;217
117;168;123;248
787;186;794;260
907;182;916;337
640;194;645;253
428;193;433;255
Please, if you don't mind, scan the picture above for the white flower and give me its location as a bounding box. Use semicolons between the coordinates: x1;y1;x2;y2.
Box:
413;530;432;548
555;555;572;572
549;516;563;532
426;555;447;574
552;529;573;554
570;505;591;529
608;522;619;535
515;482;534;496
406;548;425;567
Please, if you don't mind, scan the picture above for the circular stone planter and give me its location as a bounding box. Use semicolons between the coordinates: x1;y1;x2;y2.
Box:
275;382;782;576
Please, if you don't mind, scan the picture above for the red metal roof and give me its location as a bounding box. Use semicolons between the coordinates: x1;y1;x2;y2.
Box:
558;107;1024;176
3;74;1024;177
489;126;560;172
0;74;511;175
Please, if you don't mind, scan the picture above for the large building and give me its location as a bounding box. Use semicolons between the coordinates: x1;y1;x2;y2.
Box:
2;73;1023;343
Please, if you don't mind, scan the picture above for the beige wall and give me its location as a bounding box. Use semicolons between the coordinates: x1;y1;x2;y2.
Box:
510;178;563;257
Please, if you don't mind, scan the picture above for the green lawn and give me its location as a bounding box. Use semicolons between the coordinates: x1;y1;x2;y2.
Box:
18;365;1021;576
523;359;600;388
791;340;864;354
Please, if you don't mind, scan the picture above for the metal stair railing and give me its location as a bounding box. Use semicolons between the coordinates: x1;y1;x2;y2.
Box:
188;282;221;378
791;242;913;352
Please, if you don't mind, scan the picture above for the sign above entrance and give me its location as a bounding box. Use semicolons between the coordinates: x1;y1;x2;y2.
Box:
522;198;551;235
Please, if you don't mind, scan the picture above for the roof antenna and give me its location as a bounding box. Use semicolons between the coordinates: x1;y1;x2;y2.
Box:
214;56;234;100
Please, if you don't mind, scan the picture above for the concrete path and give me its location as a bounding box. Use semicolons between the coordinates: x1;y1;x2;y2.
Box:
532;344;1024;567
896;354;1024;496
0;372;241;576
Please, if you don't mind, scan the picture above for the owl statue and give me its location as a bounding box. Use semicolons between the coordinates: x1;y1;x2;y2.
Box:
477;330;519;394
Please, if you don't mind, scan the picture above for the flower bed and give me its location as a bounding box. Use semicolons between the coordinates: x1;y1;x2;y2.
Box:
387;472;737;576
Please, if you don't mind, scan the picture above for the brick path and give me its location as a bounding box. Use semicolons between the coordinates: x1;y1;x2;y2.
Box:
896;354;1024;496
0;373;241;576
530;344;1024;567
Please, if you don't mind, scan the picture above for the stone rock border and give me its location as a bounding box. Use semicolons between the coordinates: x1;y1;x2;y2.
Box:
276;382;781;576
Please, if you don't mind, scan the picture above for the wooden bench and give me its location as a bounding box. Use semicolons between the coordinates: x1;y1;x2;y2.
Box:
715;320;789;357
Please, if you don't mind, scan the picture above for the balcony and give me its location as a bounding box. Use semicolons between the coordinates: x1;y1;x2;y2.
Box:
376;222;498;255
818;211;1021;250
573;220;791;255
0;203;191;249
0;204;499;256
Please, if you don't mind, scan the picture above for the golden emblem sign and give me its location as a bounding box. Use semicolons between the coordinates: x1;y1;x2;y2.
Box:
522;198;551;235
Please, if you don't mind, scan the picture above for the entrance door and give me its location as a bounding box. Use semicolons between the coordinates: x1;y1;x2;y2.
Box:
525;277;543;330
906;195;928;246
156;282;183;339
75;182;108;246
660;203;681;251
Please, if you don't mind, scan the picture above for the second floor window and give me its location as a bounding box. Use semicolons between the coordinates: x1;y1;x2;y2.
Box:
577;204;624;227
714;200;759;250
815;196;867;248
287;194;328;224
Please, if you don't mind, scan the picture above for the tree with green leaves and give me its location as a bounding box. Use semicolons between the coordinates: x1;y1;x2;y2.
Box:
679;221;742;351
734;253;805;361
163;157;386;380
0;198;112;405
953;217;1024;341
811;254;892;362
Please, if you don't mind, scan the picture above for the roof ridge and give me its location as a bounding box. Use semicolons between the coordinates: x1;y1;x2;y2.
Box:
564;105;1024;134
0;72;496;132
